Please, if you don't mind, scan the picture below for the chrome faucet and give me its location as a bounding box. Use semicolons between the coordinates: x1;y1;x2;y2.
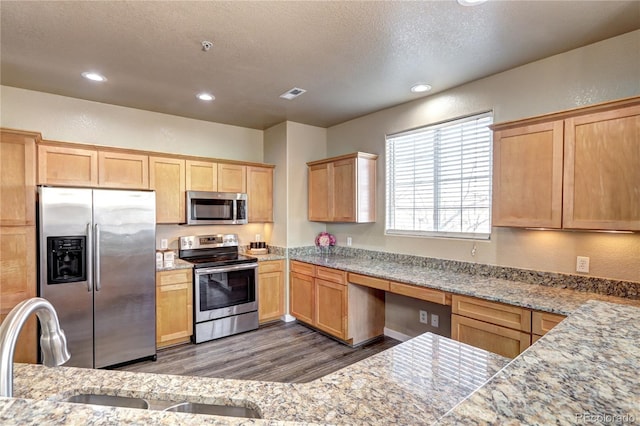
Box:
0;297;70;397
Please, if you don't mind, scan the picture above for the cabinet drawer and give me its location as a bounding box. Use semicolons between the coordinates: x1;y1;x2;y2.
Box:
389;281;451;305
348;273;389;291
156;269;192;287
452;295;531;332
259;260;284;274
290;260;315;276
452;314;530;359
316;266;346;284
532;311;566;336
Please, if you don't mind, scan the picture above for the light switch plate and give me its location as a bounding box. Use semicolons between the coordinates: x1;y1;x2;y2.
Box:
576;256;590;273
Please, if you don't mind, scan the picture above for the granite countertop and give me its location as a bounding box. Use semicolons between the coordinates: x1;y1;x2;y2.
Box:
290;254;640;316
3;333;509;425
4;300;640;424
438;300;640;424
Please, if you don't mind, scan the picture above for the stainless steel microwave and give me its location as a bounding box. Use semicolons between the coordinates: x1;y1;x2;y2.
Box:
186;191;248;225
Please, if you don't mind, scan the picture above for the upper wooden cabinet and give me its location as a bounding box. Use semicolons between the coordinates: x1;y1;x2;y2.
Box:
38;142;149;189
218;163;246;193
38;143;98;187
1;130;37;226
493;121;564;228
149;156;185;224
98;151;149;189
307;152;377;223
492;97;640;231
563;104;640;230
186;160;218;191
247;166;274;223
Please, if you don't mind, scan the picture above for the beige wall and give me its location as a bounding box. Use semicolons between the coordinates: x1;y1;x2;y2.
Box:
0;86;263;161
264;122;288;248
325;30;640;283
285;121;327;247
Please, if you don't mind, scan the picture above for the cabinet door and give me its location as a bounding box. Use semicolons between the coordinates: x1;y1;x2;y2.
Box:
308;162;331;221
492;121;564;228
38;144;98;187
452;314;530;359
332;158;357;222
258;267;284;323
564;104;640;230
290;272;314;325
0;226;37;363
532;311;566;336
218;163;246;193
186;160;218;191
149;157;185;224
98;151;149;189
247;166;274;222
156;271;192;348
0;130;36;226
314;278;347;340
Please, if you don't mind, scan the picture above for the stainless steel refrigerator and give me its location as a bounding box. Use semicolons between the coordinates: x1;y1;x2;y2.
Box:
38;186;156;368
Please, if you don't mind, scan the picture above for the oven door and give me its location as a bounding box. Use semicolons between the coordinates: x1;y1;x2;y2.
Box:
194;263;258;323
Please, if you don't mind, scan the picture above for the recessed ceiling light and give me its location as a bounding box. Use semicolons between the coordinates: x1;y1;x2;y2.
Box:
196;93;215;101
81;72;107;82
457;0;488;6
410;84;432;93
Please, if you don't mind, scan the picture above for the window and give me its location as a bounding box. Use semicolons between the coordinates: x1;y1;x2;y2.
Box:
385;112;493;239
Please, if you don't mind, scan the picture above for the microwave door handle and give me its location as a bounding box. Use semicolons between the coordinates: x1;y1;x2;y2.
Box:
86;223;93;292
233;199;237;222
196;263;258;275
94;224;101;291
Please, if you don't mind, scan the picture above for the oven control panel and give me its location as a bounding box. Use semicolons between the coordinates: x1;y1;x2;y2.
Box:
179;234;238;250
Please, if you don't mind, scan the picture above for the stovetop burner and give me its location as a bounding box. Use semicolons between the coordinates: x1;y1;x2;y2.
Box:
178;234;257;269
182;253;257;268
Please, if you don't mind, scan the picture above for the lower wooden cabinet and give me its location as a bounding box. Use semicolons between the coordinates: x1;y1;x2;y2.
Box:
156;269;193;348
532;310;566;342
258;260;284;323
452;314;530;359
289;261;384;345
451;294;532;358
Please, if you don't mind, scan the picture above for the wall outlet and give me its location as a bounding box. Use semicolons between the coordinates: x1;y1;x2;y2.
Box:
576;256;590;273
255;234;261;242
430;314;439;328
160;239;168;250
347;236;352;246
419;310;428;324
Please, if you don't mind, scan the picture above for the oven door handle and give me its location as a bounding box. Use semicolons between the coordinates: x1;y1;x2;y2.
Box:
195;263;258;275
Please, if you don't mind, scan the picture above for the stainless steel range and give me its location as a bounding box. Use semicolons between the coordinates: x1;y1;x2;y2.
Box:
179;234;258;344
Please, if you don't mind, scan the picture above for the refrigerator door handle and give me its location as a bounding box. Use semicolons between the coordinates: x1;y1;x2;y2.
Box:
94;224;101;291
86;222;93;292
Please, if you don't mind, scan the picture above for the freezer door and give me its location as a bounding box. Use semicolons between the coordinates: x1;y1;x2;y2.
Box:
38;187;94;368
92;189;156;368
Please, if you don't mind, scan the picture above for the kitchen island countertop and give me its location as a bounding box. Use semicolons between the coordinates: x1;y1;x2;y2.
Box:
2;300;640;424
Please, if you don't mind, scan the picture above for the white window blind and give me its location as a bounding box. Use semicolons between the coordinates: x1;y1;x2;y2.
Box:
385;112;493;239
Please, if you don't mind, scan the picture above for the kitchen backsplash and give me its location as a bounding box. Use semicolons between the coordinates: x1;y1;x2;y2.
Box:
288;246;640;299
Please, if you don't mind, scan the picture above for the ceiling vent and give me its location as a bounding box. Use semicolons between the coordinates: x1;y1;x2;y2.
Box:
279;87;307;100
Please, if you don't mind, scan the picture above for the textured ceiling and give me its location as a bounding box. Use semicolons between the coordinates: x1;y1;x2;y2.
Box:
1;1;639;130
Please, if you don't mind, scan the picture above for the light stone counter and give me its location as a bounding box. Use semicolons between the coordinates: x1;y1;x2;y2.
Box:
438;300;640;425
2;333;508;425
3;301;639;424
290;254;640;315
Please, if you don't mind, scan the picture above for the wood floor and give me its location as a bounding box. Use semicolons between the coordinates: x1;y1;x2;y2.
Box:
116;321;399;383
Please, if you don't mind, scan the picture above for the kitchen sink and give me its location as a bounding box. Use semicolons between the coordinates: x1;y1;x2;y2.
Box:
163;402;261;418
64;394;150;410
